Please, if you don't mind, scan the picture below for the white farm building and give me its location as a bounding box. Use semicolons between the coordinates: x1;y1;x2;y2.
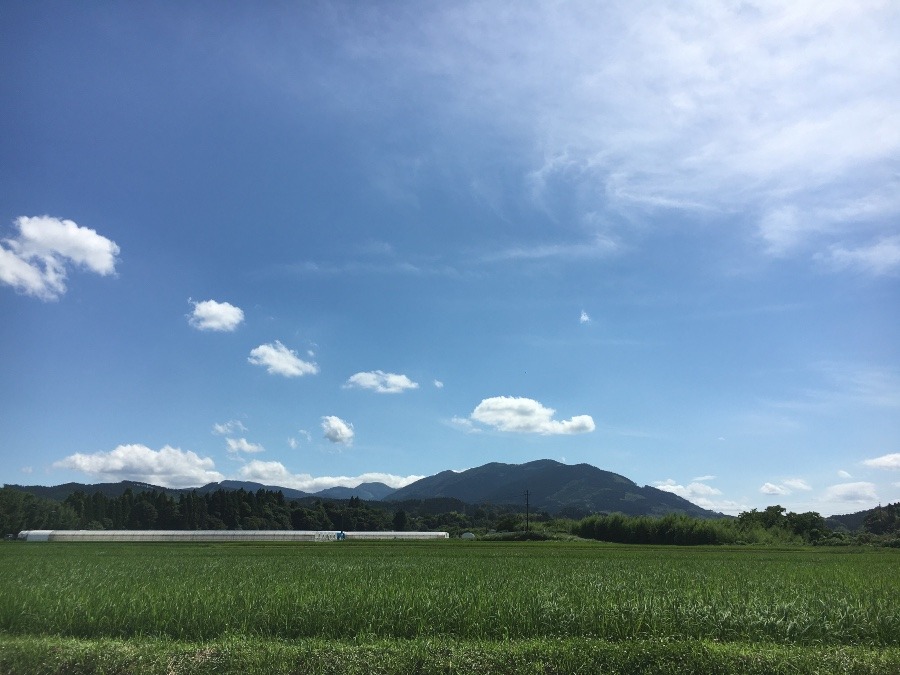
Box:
17;530;449;542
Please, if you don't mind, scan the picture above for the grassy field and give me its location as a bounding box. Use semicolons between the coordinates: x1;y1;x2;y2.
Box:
1;541;898;673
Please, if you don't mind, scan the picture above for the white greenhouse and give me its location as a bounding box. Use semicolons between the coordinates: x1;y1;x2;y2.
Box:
17;530;449;542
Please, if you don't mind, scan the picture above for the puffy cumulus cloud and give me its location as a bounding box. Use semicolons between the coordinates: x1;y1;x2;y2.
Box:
237;460;423;492
653;478;745;514
470;396;594;435
862;452;900;470
760;482;790;496
822;481;878;504
344;370;419;394
188;299;244;331
212;420;247;436
321;415;354;445
656;479;722;499
0;216;120;300
579;310;591;324
225;437;265;454
248;341;318;377
53;444;223;488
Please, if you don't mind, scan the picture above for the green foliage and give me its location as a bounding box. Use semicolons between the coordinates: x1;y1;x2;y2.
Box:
863;503;900;536
573;505;857;547
1;543;898;673
2;636;899;675
1;543;898;646
573;512;739;545
0;487;79;535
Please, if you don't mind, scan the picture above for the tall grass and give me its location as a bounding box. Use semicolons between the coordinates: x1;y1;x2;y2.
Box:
1;542;898;647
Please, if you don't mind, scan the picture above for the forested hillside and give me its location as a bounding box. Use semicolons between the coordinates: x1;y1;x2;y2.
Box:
2;485;898;547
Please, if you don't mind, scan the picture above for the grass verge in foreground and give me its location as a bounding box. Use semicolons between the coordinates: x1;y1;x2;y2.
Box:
2;636;899;675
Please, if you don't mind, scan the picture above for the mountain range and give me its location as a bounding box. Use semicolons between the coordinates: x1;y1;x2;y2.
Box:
6;459;723;519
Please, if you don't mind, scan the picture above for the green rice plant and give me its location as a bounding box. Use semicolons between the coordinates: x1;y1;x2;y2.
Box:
1;542;897;647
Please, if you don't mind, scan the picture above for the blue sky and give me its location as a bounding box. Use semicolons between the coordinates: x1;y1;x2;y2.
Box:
2;1;898;516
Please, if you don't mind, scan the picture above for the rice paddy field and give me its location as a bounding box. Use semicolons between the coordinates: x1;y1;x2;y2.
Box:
1;540;898;674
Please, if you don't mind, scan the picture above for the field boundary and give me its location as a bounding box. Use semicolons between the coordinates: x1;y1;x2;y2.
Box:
2;635;900;675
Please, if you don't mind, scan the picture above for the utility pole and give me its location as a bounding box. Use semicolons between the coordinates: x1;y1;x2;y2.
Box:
524;490;530;532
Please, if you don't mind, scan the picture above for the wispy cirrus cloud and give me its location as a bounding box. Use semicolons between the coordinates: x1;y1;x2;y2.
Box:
819;236;900;276
286;2;900;271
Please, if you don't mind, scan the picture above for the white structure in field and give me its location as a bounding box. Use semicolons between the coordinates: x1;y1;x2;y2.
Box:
17;530;449;542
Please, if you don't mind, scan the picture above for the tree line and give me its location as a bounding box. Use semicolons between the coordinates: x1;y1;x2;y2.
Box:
2;485;898;546
573;504;900;546
0;486;522;537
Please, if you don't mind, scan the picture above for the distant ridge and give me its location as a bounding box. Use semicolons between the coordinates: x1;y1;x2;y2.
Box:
315;482;397;501
5;459;721;519
386;459;722;519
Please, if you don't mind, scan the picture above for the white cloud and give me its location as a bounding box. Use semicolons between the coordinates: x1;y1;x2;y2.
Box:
0;216;120;300
822;481;878;504
237;460;423;491
333;3;900;268
188;299;245;331
448;416;479;433
53;444;223;488
225;437;265;454
433;379;444;389
580;310;591;324
820;236;900;276
759;477;811;495
862;453;900;470
470;396;594;435
838;469;852;479
248;341;319;377
782;478;812;491
321;415;354;445
344;370;419;394
760;482;790;496
482;234;620;264
212;420;247;436
287;437;298;450
691;475;716;482
21;466;33;474
653;478;743;514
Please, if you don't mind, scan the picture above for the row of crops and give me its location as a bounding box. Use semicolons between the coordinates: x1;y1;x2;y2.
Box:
2;541;899;673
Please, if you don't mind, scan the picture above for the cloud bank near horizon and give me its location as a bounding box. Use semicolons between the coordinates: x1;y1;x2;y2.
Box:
51;444;422;492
